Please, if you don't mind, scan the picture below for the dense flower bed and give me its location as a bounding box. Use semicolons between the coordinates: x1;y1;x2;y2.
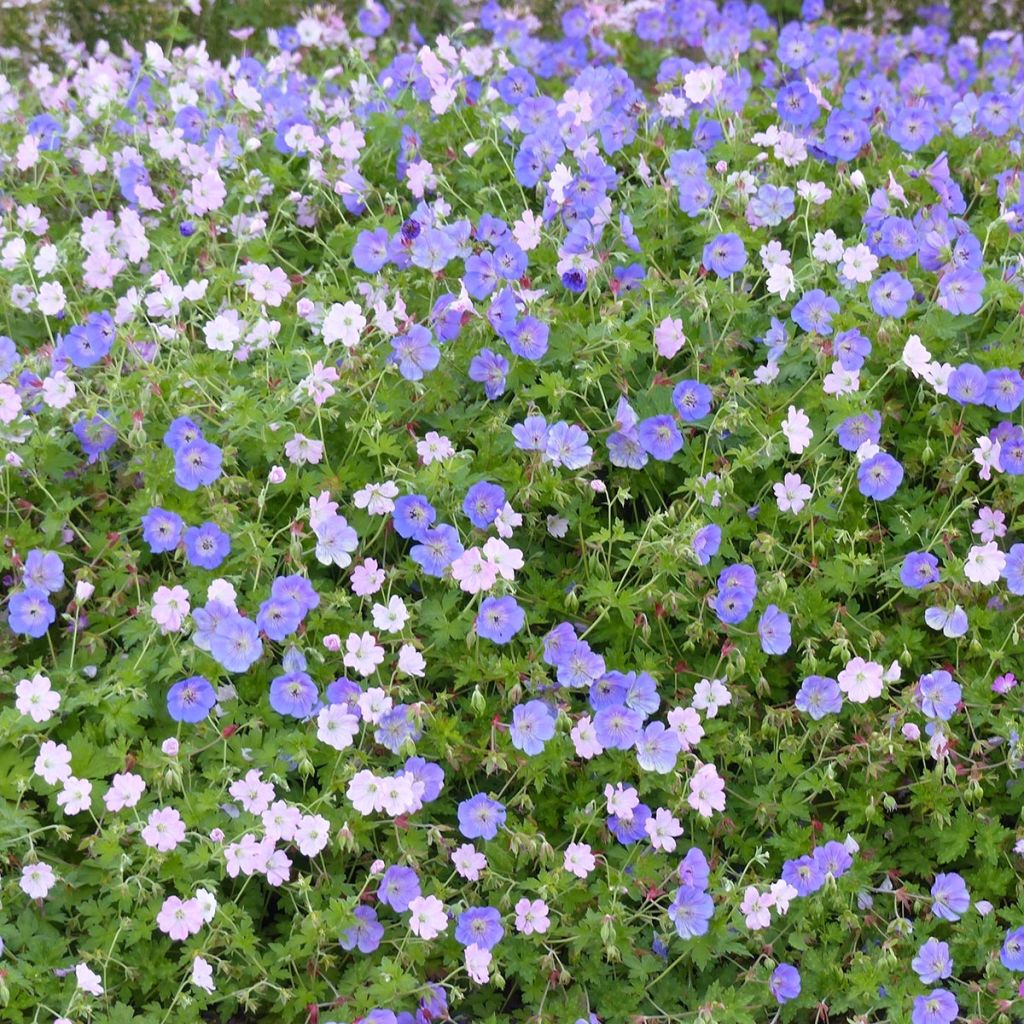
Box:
2;2;1024;1022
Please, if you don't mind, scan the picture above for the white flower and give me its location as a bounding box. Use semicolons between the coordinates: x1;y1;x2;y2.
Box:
343;631;386;676
192;955;215;994
321;300;366;348
692;678;731;718
57;776;93;815
766;263;796;300
316;704;360;751
408;894;447;939
645;808;683;852
20;862;57;899
902;334;932;377
15;673;60;723
811;230;844;263
75;963;104;997
964;542;1005;585
397;643;426;677
781;406;813;454
203;310;242;352
354;481;398;516
837;657;884;703
773;472;812;514
371;595;409;633
563;841;596;878
841;243;878;283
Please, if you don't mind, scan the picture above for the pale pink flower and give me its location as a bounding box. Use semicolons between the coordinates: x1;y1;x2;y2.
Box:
151;584;190;634
322;301;366;348
408;895;448;939
317;704;360;751
450;548;498;594
34;740;72;785
294;813;331;857
397;643;426;677
570;715;603;759
688;763;726;818
142;807;186;852
667;706;704;750
739;886;775;930
20;862;57;899
104;772;146;812
837;657;884;703
465;943;491;984
781;405;813;454
343;631;386;676
482;537;523;580
417;431;455;464
964;542;1005;585
372;595;409;633
692;678;731;718
15;673;60;722
157;895;204;941
645;808;683;852
75;962;104;996
563;842;596;879
514;897;550;935
773;472;812;514
229;769;275;814
192;955;216;993
351;558;386;597
57;776;93;816
453;844;487;881
654;316;686;359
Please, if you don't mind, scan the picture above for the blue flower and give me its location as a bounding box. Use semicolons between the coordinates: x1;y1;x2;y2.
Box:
912;938;952;984
457;794;506;841
339;906;384;954
593;704;643;750
141;508;185;554
916;670;961;721
635;722;680;774
672;380;713;421
758;604;792;655
174;439;223;491
477;596;525;645
184;522;231;570
455;907;504;950
269;671;319;719
897;552;939;593
857;452;903;500
391;325;440;381
637;415;683;461
167;676;217;723
392;494;436;540
769;963;801;1004
23;550;64;594
930;872;969;922
210;615;263;673
378;865;421;912
8;588;57;638
256;596;304;642
509;700;556;755
463;481;505;529
702;233;746;276
795;676;842;719
410;524;463;577
692;524;722;565
668;885;714;938
910;989;957;1024
1000;926;1024;970
468;348;509;399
